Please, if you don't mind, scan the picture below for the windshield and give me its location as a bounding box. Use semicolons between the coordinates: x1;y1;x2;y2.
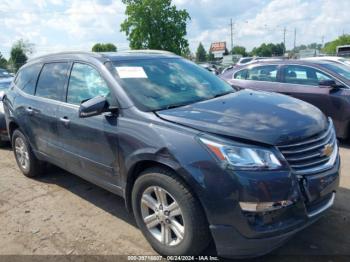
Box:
112;58;233;111
239;58;253;64
321;62;350;81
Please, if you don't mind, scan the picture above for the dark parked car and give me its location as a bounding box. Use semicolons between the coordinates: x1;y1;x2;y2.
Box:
4;51;340;258
221;60;350;140
0;74;14;145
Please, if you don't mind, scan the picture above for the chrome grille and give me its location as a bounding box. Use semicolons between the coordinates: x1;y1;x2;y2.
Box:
278;119;338;175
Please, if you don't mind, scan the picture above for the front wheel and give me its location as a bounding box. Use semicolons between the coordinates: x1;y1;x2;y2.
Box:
132;167;210;256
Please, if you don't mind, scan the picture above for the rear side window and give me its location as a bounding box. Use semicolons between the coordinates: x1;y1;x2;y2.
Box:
36;62;70;100
246;65;278;82
67;63;110;105
15;63;42;95
234;69;247;79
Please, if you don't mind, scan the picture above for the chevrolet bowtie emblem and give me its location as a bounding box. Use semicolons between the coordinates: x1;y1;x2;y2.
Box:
321;144;333;157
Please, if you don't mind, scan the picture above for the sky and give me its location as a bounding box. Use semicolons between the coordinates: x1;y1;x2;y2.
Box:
0;0;349;59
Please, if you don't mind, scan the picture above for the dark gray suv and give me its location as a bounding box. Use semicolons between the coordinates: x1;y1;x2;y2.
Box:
3;51;340;258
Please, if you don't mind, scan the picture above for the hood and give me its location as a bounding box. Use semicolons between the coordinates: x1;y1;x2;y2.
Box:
156;90;328;145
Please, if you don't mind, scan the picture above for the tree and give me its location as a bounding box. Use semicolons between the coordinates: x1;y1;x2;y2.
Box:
0;52;7;69
120;0;190;56
92;43;117;52
231;45;246;56
207;51;214;62
8;39;34;72
323;34;350;54
250;42;285;57
195;42;207;62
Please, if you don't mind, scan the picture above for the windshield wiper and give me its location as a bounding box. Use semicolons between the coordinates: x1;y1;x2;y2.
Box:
163;102;191;110
211;91;233;99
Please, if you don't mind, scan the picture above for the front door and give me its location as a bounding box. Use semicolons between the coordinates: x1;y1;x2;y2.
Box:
57;62;120;188
279;65;346;134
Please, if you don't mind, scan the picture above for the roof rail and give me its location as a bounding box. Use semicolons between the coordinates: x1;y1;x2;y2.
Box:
28;51;103;62
117;49;175;55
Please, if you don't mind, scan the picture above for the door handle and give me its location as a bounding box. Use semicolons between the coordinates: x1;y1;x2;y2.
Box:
59;116;70;127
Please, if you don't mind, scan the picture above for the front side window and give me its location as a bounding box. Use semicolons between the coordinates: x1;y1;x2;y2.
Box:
67;63;110;105
36;62;70;100
111;58;233;111
320;63;350;81
283;65;334;86
15;63;42;95
246;65;278;82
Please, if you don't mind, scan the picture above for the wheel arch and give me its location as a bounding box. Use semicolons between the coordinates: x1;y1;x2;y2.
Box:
124;159;205;218
8;120;20;141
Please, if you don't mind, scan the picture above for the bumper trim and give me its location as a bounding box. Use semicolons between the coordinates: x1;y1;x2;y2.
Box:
307;192;335;218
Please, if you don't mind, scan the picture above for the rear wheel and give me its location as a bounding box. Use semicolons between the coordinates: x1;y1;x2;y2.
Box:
132;167;210;256
12;129;44;177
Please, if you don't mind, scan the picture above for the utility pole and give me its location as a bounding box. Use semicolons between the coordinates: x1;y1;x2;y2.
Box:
230;19;234;54
283;27;287;54
321;35;325;48
293;28;296;50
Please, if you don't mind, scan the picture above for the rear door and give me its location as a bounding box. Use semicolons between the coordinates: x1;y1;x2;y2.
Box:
31;62;70;159
279;65;346;131
228;65;282;92
57;62;120;187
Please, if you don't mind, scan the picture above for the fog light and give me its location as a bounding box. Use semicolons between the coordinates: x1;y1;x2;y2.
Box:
239;200;293;212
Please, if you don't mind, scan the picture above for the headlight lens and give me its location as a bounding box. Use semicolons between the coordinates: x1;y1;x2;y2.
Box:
199;137;281;170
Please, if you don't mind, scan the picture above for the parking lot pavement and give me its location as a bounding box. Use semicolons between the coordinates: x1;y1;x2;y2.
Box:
0;142;349;261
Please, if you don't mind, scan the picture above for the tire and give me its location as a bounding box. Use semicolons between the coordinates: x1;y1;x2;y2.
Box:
132;167;210;256
12;129;44;177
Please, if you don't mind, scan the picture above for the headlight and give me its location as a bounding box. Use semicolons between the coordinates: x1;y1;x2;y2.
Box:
0;103;4;114
199;137;281;170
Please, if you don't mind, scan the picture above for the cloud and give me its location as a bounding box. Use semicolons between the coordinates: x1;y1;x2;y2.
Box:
0;0;349;59
185;0;350;52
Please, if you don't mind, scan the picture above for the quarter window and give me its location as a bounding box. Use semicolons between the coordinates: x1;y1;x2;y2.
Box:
67;63;110;105
246;65;278;82
15;63;42;95
283;65;334;86
36;62;70;100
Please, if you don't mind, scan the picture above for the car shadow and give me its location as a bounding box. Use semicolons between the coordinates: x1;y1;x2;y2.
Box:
0;141;12;151
36;166;137;228
33;164;350;261
339;139;350;149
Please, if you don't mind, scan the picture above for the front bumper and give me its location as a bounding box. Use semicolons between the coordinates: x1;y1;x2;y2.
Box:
211;192;336;258
207;157;340;258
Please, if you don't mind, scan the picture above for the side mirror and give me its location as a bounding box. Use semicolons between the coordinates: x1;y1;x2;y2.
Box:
319;79;344;91
79;96;110;118
319;79;336;87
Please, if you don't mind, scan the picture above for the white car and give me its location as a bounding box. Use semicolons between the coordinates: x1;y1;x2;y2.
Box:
303;56;350;67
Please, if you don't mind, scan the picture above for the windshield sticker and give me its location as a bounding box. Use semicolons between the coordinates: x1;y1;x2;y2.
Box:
115;67;148;79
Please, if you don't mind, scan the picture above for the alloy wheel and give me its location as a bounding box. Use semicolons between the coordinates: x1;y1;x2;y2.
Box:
14;137;30;172
140;186;185;246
